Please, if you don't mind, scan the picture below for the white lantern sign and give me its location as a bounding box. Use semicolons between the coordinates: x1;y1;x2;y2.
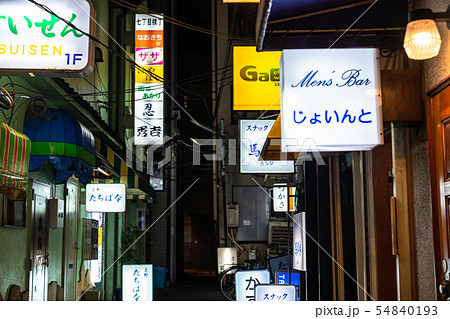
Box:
240;119;294;174
235;269;271;301
293;212;306;271
85;183;126;213
280;48;383;152
255;284;296;301
122;264;153;301
0;0;94;76
273;186;296;212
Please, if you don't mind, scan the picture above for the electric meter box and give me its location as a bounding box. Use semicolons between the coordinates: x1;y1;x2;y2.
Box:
227;204;239;228
48;199;64;228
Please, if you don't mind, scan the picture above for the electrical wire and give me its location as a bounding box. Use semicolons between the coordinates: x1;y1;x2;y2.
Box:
8;99;30;125
2;66;231;127
180;75;233;87
111;0;254;42
24;0;232;112
28;0;163;83
177;65;233;84
0;85;14;109
25;1;221;135
1;66;230;120
83;78;111;109
228;228;243;254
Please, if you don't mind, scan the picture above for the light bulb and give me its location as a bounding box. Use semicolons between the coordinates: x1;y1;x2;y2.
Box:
403;19;442;60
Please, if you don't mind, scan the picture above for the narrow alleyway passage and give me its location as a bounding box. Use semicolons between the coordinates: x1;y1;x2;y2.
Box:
154;272;227;301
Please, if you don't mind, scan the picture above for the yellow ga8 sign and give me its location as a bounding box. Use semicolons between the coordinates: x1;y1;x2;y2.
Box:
233;46;281;111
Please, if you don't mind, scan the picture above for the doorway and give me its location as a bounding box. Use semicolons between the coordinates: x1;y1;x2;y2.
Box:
29;180;50;301
63;180;79;300
428;79;450;300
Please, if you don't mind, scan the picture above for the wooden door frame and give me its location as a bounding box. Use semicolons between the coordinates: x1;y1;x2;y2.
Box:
427;77;450;300
329;156;345;300
352;151;368;300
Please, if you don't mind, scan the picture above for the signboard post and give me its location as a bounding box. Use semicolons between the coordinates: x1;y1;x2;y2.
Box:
280;48;383;152
235;269;271;301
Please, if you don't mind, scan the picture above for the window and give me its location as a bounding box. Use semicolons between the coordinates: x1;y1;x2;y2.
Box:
2;195;26;228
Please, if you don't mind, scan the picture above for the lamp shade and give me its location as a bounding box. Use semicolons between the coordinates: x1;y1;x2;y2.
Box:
403;19;442;60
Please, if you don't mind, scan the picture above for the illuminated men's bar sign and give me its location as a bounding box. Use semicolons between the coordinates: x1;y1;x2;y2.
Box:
0;0;94;77
134;13;164;146
280;49;383;152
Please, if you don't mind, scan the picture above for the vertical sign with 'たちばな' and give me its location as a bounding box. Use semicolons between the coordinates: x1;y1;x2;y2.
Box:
123;264;153;301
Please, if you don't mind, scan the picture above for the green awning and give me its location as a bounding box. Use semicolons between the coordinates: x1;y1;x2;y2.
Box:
93;137;155;202
0;122;31;200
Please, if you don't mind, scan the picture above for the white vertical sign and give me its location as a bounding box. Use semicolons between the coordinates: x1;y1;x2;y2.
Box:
90;212;103;284
240;120;294;174
273;186;296;212
217;247;238;274
273;186;287;212
134;14;164;145
293;212;306;271
122;264;153;301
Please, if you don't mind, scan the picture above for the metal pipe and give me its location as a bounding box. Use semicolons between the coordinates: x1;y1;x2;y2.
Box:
211;0;220;249
212;5;237;122
256;0;273;51
169;0;177;285
221;119;228;246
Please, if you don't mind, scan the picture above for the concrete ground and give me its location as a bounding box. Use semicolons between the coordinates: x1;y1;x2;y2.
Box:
153;272;227;301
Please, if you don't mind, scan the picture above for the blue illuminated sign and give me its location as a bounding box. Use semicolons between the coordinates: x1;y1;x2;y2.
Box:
276;272;300;285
